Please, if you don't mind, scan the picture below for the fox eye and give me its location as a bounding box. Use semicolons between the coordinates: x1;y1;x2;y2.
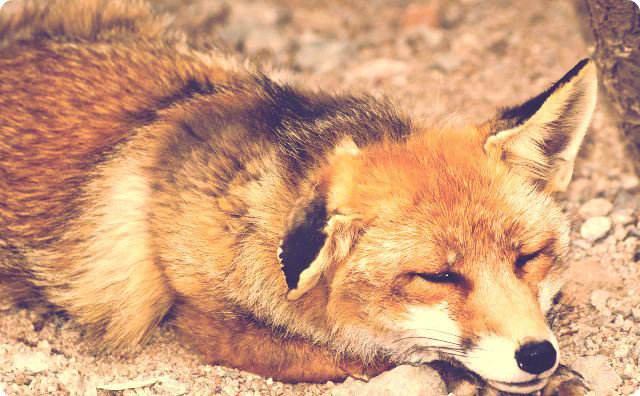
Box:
515;250;542;269
413;271;461;284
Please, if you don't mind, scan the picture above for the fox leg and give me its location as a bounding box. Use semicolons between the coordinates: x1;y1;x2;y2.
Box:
173;303;391;383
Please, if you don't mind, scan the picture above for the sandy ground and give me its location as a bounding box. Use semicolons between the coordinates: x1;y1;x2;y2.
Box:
1;0;639;395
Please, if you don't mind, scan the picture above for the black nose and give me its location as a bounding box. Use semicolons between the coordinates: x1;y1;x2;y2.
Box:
515;341;557;374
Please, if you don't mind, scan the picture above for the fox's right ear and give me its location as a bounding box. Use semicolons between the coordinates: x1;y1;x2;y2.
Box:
277;187;362;301
482;59;598;192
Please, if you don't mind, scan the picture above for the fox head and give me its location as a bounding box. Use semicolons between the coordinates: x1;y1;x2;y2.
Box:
278;59;597;393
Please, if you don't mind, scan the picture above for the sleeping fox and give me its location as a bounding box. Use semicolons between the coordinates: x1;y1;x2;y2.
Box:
0;0;597;394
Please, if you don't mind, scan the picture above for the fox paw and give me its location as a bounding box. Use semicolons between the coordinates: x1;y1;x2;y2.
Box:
540;364;590;396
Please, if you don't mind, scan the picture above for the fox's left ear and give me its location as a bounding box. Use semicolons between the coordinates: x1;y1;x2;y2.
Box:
482;59;598;192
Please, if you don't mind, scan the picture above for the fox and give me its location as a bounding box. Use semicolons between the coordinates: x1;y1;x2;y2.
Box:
0;0;598;394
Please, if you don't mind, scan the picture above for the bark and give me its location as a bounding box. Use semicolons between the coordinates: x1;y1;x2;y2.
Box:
583;0;640;172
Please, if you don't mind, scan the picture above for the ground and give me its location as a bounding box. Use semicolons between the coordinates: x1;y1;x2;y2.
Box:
1;0;639;395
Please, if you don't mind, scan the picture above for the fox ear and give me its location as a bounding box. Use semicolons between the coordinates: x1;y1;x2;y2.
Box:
278;188;362;300
483;59;598;192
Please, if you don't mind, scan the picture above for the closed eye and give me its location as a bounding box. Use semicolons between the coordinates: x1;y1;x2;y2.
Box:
412;271;462;284
515;250;542;269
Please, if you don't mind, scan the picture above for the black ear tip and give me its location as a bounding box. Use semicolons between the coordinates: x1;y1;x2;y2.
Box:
557;58;592;86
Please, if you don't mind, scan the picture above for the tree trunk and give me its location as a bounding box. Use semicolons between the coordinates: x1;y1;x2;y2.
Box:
583;0;640;172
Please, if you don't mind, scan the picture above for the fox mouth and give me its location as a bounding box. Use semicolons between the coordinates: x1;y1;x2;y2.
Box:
487;377;548;394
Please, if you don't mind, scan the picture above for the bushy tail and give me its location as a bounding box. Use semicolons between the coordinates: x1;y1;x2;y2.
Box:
0;0;181;45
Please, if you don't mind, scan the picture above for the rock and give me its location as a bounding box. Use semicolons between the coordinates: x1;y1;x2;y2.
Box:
632;307;640;321
611;209;635;225
401;2;440;29
345;58;409;84
573;239;592;250
613;190;637;210
572;355;622;394
12;351;50;374
580;217;612;241
567;177;593;203
614;344;629;358
621;174;639;190
579;198;613;219
614;224;628;241
80;376;99;396
37;340;51;352
622;364;636;379
58;369;82;395
13;372;31;386
329;365;447;396
590;289;611;312
157;377;187;396
632;342;640;363
294;39;349;73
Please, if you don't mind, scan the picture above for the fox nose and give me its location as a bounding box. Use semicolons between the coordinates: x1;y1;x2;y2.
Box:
515;341;557;374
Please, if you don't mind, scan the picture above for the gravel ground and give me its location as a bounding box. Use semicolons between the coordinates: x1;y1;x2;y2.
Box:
1;0;639;395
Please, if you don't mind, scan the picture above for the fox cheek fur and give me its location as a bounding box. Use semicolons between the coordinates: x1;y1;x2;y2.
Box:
0;0;596;393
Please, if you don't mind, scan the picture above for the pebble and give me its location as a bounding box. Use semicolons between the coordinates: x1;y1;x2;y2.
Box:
632;342;640;362
580;216;612;241
590;289;611;310
345;58;409;84
621;175;640;190
622;364;636;379
614;224;629;241
158;376;187;396
572;355;622;394
615;344;630;358
611;209;636;225
573;238;592;250
329;365;446;396
58;369;81;395
12;351;50;374
579;198;614;219
37;340;51;352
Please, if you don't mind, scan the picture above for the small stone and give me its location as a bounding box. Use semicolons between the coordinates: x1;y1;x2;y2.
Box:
158;376;186;396
81;376;98;396
622;364;637;379
12;351;50;373
579;198;613;219
573;239;592;250
572;355;622;393
13;372;31;385
613;314;625;327
265;378;273;385
580;217;612;242
590;289;611;310
611;209;635;225
346;58;409;83
614;224;629;241
37;340;51;352
632;342;640;363
330;365;446;396
58;369;81;395
614;344;630;358
632;308;640;321
621;174;639;190
567;177;593;202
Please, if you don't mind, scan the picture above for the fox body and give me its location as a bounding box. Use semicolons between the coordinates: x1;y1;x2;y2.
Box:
0;1;597;394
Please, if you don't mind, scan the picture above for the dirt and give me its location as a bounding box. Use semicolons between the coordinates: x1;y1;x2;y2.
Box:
1;0;639;395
